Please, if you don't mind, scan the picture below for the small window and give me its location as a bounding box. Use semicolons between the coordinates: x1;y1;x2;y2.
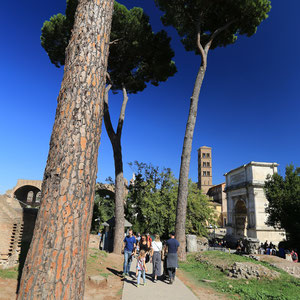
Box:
203;171;207;176
207;162;210;167
202;153;205;158
207;153;210;158
203;162;206;167
207;171;210;176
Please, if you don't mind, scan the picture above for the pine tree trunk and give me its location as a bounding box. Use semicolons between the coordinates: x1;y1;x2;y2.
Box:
176;63;206;261
103;86;128;254
112;137;125;254
17;1;114;299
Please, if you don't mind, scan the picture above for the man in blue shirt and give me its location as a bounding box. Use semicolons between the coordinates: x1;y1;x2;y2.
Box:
165;232;180;284
122;229;136;277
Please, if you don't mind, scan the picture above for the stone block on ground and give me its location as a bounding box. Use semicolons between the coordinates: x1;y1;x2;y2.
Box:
197;236;209;252
88;275;107;287
186;235;198;252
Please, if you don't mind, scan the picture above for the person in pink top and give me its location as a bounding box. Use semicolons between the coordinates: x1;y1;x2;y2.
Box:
291;249;298;262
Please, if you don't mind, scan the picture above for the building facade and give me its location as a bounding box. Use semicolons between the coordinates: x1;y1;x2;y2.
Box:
207;183;227;227
198;146;213;194
225;162;285;244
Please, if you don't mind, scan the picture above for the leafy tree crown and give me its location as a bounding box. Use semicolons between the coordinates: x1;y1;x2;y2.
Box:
155;0;271;54
41;0;176;94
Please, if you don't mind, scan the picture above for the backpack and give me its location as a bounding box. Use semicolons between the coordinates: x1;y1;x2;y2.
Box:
292;252;297;260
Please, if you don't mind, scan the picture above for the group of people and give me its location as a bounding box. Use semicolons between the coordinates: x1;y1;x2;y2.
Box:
121;229;180;287
258;241;277;255
258;240;298;262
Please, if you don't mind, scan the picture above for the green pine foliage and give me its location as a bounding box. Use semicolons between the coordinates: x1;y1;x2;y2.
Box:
41;0;176;93
155;0;271;54
265;165;300;249
125;161;215;238
40;13;69;67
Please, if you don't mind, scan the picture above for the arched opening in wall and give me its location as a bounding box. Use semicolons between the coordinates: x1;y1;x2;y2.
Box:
14;185;41;206
27;191;34;203
35;192;41;203
234;199;248;238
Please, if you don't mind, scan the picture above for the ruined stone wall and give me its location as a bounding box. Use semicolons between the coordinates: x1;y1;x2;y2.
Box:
0;195;23;269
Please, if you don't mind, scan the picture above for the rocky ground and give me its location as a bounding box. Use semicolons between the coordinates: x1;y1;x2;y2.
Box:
195;252;300;280
257;254;300;278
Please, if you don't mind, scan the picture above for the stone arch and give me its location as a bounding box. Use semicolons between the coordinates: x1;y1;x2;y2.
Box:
8;180;42;207
14;185;41;206
234;198;248;238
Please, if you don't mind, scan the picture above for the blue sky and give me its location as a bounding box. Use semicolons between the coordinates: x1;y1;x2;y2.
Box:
0;0;299;194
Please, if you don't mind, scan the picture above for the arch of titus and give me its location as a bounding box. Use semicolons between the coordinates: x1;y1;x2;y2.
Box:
225;162;285;244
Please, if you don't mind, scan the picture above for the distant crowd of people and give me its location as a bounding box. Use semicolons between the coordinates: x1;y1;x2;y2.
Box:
122;229;180;287
257;240;298;262
211;238;300;263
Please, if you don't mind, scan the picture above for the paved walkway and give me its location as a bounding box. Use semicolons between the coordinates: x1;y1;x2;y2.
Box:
122;258;198;300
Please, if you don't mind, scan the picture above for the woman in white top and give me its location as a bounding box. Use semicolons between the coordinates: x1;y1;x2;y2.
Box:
151;234;163;282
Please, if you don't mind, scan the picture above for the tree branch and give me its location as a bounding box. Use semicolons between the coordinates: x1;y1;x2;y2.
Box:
106;72;112;85
103;84;116;142
117;84;129;137
196;24;207;70
204;20;236;53
109;38;124;45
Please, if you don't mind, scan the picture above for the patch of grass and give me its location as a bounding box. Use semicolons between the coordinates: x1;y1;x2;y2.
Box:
0;266;18;279
179;252;300;300
117;288;123;296
88;249;107;264
99;272;110;278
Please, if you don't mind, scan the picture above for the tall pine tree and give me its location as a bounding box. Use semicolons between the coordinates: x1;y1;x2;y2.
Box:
155;0;271;260
17;0;114;298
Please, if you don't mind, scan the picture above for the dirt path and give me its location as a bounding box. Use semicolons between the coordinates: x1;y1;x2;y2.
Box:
0;250;124;300
0;278;18;300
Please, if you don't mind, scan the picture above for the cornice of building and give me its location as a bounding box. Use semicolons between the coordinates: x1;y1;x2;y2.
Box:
224;181;266;192
224;161;279;176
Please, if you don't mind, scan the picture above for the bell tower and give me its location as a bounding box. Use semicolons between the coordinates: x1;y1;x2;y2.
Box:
198;146;212;194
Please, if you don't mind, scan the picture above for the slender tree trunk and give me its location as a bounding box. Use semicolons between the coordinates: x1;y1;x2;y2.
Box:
176;61;207;261
103;86;128;254
112;137;125;254
17;1;114;299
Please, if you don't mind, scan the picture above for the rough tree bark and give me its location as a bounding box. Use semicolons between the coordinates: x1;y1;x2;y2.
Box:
17;0;114;299
103;84;128;254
